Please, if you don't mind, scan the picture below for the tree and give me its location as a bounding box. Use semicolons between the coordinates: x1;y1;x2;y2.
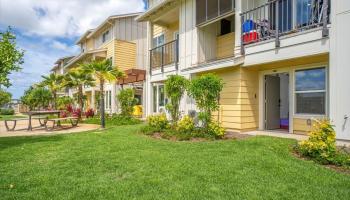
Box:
117;88;138;117
188;73;223;131
40;73;64;109
164;75;188;125
80;59;124;128
21;86;52;110
0;27;24;88
63;69;95;111
0;89;12;107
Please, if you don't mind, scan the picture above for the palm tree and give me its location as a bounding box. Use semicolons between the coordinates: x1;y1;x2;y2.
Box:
63;69;95;111
80;59;125;128
40;73;64;110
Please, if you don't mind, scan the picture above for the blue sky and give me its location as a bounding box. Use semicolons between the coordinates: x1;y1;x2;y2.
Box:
0;0;146;99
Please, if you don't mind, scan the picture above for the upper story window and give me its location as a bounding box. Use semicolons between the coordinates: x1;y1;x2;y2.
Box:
295;67;326;115
102;30;110;43
153;34;164;48
196;0;235;26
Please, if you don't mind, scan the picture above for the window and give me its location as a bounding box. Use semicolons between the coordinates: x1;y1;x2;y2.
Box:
152;34;164;48
102;30;110;43
295;67;326;115
105;91;112;110
196;0;235;26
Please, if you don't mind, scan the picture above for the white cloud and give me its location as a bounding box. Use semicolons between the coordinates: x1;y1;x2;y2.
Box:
0;0;145;37
0;0;145;98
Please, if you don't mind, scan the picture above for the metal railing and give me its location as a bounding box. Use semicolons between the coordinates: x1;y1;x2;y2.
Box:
150;39;179;73
240;0;329;52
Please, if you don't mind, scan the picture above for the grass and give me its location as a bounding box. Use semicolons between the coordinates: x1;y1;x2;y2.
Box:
0;125;349;200
0;115;25;121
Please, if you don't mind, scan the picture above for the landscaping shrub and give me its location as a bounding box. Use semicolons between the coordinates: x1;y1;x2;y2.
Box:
296;119;350;166
176;115;195;134
146;114;170;132
164;75;188;125
188;73;224;131
0;108;15;115
85;108;95;118
117;88;138;117
207;122;226;139
57;96;74;110
72;108;82;118
84;114;141;126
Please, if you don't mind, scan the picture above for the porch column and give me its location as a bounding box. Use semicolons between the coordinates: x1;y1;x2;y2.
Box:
145;21;154;116
91;89;96;111
234;0;242;57
111;82;117;114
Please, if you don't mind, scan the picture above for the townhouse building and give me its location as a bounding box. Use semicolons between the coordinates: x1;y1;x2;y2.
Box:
51;56;74;96
62;13;148;116
136;0;350;141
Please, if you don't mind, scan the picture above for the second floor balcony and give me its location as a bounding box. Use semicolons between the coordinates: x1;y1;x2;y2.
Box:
241;0;330;48
150;39;179;73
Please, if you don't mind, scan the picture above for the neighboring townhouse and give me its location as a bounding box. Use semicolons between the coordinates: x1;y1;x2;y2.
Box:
63;13;147;116
51;56;74;96
137;0;350;141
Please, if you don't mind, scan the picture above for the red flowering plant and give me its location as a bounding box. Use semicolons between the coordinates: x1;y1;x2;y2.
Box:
85;108;95;118
72;108;82;118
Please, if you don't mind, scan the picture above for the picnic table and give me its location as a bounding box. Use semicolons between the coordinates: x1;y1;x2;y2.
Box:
27;110;61;131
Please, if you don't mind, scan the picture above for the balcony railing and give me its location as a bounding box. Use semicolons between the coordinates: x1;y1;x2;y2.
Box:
240;0;329;51
150;39;179;74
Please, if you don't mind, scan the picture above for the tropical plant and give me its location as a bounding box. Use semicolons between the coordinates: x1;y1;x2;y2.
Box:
0;89;11;107
21;87;52;110
164;75;188;125
56;96;74;110
0;27;24;88
188;73;224;131
80;59;124;128
40;73;64;109
63;69;95;111
117;88;138;117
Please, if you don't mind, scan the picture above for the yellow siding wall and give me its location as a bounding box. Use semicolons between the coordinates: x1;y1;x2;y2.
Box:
153;22;179;44
211;67;259;132
216;32;235;59
115;40;136;71
86;38;94;51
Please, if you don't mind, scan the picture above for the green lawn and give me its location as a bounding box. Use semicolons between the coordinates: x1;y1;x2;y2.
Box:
0;115;24;121
0;125;349;200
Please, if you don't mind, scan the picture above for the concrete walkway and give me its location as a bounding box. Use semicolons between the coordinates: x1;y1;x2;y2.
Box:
0;120;99;137
246;130;350;147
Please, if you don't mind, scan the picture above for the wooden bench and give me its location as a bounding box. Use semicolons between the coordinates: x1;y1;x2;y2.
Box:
45;117;79;131
4;117;48;131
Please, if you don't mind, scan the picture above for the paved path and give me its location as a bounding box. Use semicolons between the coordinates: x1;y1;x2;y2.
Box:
0;120;99;137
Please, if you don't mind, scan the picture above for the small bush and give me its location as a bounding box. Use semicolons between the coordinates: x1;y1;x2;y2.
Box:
147;114;170;132
72;108;82;118
117;88;138;117
85;108;95;118
297;119;350;166
298;119;336;163
84;114;141;126
176;115;195;134
0;108;15;115
207;122;226;139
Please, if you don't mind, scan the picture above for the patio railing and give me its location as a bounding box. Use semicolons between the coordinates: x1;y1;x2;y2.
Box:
150;39;179;74
240;0;329;52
